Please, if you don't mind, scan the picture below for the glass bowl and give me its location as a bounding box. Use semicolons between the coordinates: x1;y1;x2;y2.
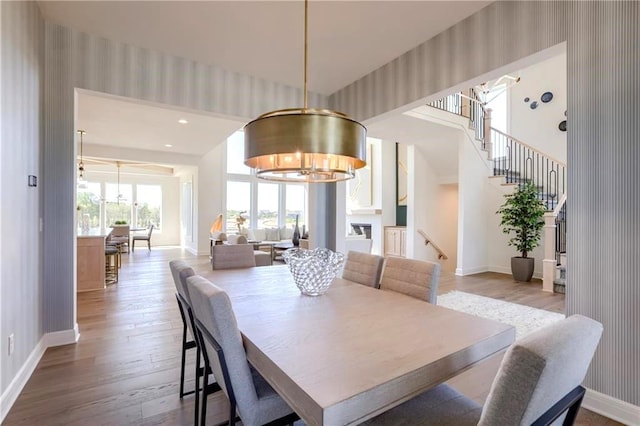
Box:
282;248;345;296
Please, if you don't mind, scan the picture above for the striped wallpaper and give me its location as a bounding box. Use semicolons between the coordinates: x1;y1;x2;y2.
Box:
1;0;44;393
332;0;639;408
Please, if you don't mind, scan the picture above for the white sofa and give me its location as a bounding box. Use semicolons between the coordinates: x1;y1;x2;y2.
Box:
244;226;294;243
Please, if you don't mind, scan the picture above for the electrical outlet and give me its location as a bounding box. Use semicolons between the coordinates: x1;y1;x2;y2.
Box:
8;334;15;356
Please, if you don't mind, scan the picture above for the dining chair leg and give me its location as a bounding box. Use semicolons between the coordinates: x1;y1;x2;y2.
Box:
179;324;188;398
194;345;201;426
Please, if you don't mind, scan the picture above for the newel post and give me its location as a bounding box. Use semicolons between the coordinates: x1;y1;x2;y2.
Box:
542;212;557;293
483;107;492;158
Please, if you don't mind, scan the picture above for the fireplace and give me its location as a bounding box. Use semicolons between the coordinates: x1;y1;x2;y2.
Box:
350;223;372;239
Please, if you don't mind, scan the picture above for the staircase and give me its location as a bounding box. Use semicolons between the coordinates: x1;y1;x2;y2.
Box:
553;202;567;293
427;90;567;292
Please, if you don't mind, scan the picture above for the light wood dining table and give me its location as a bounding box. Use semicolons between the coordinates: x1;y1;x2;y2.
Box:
203;265;515;426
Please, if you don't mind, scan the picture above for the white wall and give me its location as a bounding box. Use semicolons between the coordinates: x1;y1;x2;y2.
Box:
509;52;567;163
196;143;225;255
82;170;181;246
435;184;459;273
456;133;491;275
407;145;438;261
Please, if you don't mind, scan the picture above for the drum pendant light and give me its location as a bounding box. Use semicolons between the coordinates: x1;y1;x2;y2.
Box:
243;0;367;182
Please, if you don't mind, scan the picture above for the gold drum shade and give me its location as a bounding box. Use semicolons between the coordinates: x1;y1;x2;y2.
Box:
244;108;366;182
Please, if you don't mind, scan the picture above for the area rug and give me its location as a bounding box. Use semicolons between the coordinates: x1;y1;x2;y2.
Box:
438;291;565;339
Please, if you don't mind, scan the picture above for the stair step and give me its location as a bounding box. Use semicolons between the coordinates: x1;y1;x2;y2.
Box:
553;282;566;294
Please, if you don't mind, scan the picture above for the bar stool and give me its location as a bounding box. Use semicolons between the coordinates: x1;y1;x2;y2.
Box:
105;240;122;269
105;245;119;285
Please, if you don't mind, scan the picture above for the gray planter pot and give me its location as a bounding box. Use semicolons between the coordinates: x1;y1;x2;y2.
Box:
511;257;535;282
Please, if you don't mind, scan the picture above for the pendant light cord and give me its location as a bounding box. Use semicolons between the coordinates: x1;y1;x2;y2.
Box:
303;0;308;110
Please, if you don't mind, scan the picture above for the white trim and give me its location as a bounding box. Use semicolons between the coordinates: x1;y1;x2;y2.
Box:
455;265;488;276
583;388;640;426
0;336;47;423
0;326;80;422
45;323;80;347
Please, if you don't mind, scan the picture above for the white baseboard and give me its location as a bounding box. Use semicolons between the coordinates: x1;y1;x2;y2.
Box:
455;266;488;276
45;323;80;347
583;388;640;426
0;325;80;423
0;335;47;423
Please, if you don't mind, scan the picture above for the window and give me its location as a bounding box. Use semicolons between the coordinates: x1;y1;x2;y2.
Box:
257;183;279;228
77;181;164;233
225;131;307;234
77;182;101;233
136;184;162;230
486;84;508;133
105;183;132;226
286;184;306;230
226;181;251;232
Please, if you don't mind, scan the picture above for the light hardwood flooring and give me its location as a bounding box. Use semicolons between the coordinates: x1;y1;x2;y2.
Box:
4;247;619;425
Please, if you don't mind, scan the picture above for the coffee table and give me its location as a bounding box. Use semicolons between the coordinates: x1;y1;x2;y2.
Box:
272;241;294;261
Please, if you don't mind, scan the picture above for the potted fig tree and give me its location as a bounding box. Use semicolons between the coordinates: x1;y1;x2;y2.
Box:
497;181;546;282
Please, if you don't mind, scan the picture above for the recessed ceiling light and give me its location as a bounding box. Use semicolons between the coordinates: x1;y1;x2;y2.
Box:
165;144;173;148
178;119;188;124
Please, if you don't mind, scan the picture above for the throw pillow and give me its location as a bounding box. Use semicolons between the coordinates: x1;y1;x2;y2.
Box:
280;226;293;240
265;227;280;241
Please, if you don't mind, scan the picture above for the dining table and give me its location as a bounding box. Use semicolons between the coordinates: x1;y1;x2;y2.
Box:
203;265;515;426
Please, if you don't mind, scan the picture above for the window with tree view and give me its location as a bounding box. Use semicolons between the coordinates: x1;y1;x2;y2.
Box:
136;184;162;230
105;183;132;226
77;182;101;233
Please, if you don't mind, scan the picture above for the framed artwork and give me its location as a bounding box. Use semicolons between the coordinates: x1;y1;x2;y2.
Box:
348;143;372;207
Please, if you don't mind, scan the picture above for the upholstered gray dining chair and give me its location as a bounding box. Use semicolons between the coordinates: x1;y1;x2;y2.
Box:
364;314;603;426
211;244;257;270
169;260;196;399
379;257;441;304
341;251;385;288
169;260;221;426
186;275;298;426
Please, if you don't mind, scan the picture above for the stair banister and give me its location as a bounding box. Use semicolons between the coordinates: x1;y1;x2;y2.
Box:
417;230;448;260
490;128;566;167
542;195;567;293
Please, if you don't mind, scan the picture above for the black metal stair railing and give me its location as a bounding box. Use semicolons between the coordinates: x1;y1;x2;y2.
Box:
427;90;486;147
428;92;464;116
468;88;485;146
490;128;566;210
427;91;567;210
555;201;567;265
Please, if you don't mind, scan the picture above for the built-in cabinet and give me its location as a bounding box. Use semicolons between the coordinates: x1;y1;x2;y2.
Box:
384;226;406;258
77;235;106;292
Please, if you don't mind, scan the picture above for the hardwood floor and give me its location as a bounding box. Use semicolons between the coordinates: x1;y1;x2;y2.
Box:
4;247;617;425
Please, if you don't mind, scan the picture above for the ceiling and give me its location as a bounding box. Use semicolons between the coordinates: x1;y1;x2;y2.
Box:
53;1;493;172
77;91;244;156
38;1;492;95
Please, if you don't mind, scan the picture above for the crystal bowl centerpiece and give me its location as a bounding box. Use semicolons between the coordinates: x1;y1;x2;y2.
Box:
282;248;345;296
